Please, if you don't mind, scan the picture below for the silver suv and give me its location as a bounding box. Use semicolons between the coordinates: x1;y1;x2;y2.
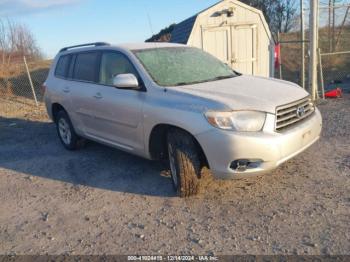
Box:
44;42;322;197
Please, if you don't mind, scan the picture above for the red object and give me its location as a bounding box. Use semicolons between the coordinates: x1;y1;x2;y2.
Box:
274;44;281;69
325;88;343;98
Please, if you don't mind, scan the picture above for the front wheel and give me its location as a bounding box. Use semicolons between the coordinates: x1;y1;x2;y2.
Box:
167;129;201;197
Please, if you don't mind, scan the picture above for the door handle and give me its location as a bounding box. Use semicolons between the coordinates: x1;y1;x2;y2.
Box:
63;87;70;93
93;92;103;99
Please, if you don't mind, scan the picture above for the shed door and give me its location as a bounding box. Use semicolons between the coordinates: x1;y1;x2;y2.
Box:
231;25;257;75
202;27;230;64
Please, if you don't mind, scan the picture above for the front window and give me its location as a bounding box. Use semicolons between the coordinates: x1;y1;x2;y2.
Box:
99;52;138;86
133;47;237;86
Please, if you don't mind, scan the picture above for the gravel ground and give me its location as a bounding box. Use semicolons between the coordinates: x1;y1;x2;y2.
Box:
0;96;349;255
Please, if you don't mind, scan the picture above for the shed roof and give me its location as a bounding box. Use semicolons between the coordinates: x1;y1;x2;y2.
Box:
170;15;197;44
170;0;223;44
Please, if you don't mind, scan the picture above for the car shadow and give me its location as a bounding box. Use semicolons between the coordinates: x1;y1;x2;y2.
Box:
0;116;176;197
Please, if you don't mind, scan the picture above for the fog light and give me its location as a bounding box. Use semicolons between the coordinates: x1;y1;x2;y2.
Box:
230;159;262;172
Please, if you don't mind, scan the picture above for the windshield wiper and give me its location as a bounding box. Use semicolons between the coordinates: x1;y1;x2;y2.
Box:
210;75;235;81
173;80;204;86
173;82;188;86
172;75;235;86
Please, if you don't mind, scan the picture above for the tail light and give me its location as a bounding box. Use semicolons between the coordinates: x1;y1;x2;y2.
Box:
42;82;47;93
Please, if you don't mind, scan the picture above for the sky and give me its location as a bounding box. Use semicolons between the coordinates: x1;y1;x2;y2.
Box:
0;0;219;58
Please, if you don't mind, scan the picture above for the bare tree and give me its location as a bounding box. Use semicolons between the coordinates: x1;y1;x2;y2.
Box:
0;19;10;65
240;0;298;37
0;18;42;67
283;0;298;32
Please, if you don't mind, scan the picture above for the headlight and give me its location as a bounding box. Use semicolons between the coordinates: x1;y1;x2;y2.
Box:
205;111;266;132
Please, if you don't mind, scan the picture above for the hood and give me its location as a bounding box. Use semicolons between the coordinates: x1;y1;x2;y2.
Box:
170;75;310;114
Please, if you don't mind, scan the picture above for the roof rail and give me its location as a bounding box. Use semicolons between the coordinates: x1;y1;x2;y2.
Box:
59;42;110;52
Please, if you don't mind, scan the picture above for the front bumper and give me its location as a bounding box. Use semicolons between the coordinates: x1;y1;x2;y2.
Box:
195;109;322;179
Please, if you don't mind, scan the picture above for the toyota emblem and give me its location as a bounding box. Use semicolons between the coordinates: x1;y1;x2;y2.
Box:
296;106;306;118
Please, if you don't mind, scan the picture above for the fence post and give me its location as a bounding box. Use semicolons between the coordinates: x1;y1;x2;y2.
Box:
23;56;38;106
309;0;319;101
318;48;325;99
300;0;305;89
5;77;12;96
277;31;283;80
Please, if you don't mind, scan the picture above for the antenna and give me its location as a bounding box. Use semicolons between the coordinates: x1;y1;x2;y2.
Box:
146;12;160;49
145;12;164;80
147;13;155;38
145;10;165;89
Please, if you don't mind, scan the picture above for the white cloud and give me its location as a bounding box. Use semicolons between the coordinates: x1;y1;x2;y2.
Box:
0;0;80;16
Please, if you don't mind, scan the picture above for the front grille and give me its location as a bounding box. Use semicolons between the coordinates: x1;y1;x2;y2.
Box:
275;96;315;132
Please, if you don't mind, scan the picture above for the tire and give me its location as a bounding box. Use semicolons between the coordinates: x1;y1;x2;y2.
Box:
56;110;82;151
167;129;201;197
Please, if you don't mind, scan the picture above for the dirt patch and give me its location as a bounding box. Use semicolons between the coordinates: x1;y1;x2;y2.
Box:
0;96;349;255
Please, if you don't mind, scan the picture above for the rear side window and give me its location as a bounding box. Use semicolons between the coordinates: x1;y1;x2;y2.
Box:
73;52;99;82
55;55;71;78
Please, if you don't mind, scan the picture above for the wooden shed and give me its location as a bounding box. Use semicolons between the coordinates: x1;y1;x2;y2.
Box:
170;0;275;77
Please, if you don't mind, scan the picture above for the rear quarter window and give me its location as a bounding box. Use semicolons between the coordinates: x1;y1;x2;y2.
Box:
73;52;99;82
55;55;71;78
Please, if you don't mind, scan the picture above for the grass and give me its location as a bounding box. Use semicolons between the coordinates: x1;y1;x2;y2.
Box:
0;60;52;101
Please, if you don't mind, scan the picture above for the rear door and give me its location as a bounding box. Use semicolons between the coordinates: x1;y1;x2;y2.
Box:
52;54;74;113
68;51;102;136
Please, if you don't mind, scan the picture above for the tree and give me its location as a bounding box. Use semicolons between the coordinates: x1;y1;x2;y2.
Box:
240;0;298;37
0;18;42;66
145;24;177;42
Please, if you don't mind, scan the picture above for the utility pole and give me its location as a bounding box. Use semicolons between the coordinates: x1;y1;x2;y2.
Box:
300;0;305;89
329;0;332;52
309;0;319;100
332;0;336;51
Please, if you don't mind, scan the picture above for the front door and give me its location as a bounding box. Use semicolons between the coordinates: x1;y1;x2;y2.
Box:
91;51;145;152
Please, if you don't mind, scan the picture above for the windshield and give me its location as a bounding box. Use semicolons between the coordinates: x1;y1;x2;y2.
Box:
133;47;237;86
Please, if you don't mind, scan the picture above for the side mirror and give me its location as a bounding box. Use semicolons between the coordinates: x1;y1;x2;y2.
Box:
113;74;140;90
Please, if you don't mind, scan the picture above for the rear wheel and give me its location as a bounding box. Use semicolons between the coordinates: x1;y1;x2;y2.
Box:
167;129;201;197
56;110;82;150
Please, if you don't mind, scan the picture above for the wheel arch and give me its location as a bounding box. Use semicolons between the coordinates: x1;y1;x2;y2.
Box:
148;124;209;168
51;103;67;123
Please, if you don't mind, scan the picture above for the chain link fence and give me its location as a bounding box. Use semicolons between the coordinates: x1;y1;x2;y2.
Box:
278;1;350;96
318;2;350;94
320;52;350;94
0;57;51;107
